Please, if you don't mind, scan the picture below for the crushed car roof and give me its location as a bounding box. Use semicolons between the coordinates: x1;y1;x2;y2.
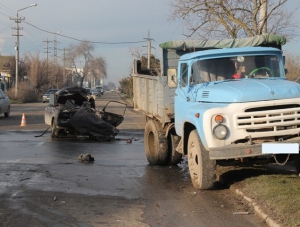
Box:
55;87;89;105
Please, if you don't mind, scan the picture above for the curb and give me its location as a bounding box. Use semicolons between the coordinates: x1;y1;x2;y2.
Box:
230;185;281;227
118;93;134;107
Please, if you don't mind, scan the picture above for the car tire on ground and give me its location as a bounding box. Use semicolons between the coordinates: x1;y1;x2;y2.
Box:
187;129;216;190
4;106;10;117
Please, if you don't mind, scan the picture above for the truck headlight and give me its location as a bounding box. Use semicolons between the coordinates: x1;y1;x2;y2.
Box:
213;124;228;140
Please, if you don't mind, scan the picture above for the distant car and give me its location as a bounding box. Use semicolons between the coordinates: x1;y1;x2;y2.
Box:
84;87;92;94
94;85;104;95
43;89;59;103
85;87;98;100
0;88;10;117
91;89;98;99
44;86;127;140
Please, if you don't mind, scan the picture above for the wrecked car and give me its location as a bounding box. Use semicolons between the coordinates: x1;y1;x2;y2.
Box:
44;87;126;140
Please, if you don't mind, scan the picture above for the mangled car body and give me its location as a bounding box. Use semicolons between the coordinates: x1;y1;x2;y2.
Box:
44;87;126;140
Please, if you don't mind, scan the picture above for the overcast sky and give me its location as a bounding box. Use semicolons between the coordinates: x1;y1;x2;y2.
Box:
0;0;299;85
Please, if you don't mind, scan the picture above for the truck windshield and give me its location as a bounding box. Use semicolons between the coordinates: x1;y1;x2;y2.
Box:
190;55;285;84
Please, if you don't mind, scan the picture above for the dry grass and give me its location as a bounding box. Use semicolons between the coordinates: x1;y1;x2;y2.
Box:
218;165;300;227
6;83;38;102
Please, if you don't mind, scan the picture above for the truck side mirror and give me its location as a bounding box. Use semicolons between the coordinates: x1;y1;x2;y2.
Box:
167;68;177;87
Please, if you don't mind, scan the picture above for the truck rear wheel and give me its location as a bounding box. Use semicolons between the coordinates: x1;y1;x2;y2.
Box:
187;129;216;189
167;130;182;165
144;120;168;165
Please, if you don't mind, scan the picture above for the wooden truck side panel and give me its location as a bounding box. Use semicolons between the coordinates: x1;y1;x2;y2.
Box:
132;74;175;124
132;48;192;125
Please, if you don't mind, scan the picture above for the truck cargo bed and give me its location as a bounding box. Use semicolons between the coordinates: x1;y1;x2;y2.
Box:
132;74;175;124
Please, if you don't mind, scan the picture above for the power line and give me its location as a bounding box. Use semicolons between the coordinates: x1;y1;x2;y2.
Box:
0;3;15;15
23;21;146;44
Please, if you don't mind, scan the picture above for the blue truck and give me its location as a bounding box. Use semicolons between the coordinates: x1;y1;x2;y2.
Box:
132;34;300;189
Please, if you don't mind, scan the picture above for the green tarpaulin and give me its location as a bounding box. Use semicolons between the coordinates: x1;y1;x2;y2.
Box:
159;34;286;50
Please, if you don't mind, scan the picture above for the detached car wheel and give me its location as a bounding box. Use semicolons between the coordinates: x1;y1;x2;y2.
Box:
51;120;59;138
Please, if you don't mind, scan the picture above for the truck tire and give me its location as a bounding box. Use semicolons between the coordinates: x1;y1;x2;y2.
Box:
187;129;216;189
167;131;182;165
294;155;300;174
144;120;168;165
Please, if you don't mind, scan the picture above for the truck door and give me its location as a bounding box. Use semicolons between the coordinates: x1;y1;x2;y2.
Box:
174;62;190;136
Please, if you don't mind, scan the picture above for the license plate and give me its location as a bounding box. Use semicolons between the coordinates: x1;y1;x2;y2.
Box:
262;143;299;154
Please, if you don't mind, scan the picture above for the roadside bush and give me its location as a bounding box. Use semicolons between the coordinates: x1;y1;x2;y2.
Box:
6;82;37;103
119;76;133;97
285;53;300;82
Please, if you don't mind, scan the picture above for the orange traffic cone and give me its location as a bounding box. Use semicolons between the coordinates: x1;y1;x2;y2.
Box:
20;113;27;127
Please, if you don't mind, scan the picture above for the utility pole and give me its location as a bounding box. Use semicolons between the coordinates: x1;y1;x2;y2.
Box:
43;38;52;84
63;48;67;85
143;30;154;69
10;4;37;98
53;36;58;63
10;14;24;98
53;31;60;64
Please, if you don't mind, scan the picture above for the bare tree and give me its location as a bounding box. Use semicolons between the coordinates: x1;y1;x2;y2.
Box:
23;53;48;93
285;53;300;82
47;61;63;89
129;47;144;59
169;0;297;39
67;41;107;87
23;54;63;91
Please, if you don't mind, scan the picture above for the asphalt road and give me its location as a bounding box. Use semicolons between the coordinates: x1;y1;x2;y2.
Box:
0;91;267;227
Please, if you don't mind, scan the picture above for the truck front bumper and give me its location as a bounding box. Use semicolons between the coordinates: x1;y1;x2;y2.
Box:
209;137;300;160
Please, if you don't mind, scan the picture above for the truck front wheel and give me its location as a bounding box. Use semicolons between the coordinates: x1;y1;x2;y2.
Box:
187;129;216;189
144;120;168;165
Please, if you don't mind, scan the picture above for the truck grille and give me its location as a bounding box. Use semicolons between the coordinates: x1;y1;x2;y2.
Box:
236;104;300;133
201;91;210;98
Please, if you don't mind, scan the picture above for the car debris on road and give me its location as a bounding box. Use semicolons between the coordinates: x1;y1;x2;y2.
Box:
44;87;127;141
78;154;95;162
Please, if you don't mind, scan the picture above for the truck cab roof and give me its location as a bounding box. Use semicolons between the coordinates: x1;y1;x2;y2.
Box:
179;46;282;61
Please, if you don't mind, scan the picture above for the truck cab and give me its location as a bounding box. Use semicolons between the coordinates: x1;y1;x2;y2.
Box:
175;47;287;146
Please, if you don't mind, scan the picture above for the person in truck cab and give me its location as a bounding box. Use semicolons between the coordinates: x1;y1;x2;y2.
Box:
190;58;236;83
233;58;246;79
